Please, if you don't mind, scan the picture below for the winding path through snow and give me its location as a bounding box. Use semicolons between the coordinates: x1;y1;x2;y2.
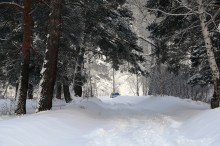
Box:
85;96;211;146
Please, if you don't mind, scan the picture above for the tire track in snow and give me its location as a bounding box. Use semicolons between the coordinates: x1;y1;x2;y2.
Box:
82;96;211;146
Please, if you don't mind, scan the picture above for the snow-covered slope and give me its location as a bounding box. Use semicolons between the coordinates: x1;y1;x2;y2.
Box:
0;96;218;146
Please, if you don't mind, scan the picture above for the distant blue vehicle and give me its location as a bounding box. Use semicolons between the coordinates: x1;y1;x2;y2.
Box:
110;92;120;98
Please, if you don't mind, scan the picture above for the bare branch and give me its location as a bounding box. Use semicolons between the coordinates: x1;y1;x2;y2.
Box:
174;24;200;38
0;2;23;11
0;38;7;41
138;36;157;48
65;1;85;8
146;7;195;16
132;0;144;14
131;0;148;23
12;41;22;50
174;0;194;12
206;8;220;29
39;0;51;8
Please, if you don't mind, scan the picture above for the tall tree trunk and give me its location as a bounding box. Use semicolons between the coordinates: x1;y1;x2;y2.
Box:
38;0;62;111
14;81;19;98
63;76;72;103
15;0;31;115
89;71;93;97
197;0;220;108
74;66;83;97
113;68;115;93
136;72;139;96
73;47;85;97
63;84;72;103
56;82;62;99
27;84;33;99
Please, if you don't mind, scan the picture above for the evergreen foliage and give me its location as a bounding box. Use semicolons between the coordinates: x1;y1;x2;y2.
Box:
0;0;144;112
146;0;220;87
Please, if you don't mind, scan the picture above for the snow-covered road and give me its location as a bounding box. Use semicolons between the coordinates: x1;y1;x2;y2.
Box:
0;96;218;146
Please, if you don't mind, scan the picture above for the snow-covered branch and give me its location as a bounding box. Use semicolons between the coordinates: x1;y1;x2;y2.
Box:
134;59;149;77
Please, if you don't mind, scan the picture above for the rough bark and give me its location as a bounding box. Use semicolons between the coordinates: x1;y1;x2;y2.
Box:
27;84;33;99
73;47;85;97
38;0;62;111
63;84;72;103
15;0;31;115
74;68;83;97
113;68;115;93
197;0;220;108
56;82;62;99
14;81;19;98
74;83;82;97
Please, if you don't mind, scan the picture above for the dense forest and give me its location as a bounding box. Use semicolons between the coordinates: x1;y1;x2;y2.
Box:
0;0;220;115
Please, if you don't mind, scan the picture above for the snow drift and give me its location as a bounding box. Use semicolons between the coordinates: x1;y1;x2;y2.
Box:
0;96;218;146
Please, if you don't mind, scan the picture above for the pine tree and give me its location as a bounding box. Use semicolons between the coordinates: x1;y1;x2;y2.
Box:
15;0;32;115
0;0;32;114
38;0;62;111
56;0;144;98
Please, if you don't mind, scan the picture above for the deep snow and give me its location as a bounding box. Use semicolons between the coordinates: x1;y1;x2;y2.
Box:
0;96;218;146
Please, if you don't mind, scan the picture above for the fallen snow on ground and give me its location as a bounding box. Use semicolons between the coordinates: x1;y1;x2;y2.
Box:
0;96;218;146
